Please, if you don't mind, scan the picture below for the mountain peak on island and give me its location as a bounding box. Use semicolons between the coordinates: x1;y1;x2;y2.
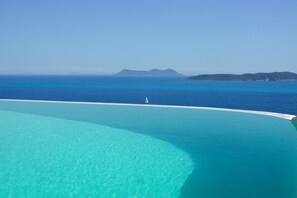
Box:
114;69;184;77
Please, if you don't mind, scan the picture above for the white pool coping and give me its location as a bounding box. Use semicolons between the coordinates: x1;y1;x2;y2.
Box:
0;99;296;121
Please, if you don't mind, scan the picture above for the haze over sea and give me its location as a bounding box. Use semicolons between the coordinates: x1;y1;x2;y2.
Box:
0;75;297;115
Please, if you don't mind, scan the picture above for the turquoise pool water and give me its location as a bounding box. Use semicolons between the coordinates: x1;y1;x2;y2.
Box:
0;110;192;197
0;100;297;197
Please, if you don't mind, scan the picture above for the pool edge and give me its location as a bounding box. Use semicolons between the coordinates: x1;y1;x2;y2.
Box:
0;99;295;121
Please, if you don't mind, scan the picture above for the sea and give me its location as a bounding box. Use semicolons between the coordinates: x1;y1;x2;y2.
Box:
0;75;297;115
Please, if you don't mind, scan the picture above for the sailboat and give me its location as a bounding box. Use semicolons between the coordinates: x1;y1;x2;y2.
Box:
145;97;149;104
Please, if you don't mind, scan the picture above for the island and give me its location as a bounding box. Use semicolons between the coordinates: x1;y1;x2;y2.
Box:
114;69;184;77
188;72;297;81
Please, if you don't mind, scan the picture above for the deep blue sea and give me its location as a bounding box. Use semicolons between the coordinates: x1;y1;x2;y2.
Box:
0;75;297;115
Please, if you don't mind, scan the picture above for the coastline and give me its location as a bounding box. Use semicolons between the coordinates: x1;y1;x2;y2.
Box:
0;99;295;121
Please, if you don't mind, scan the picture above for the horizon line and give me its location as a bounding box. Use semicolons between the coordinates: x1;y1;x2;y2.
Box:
0;70;296;76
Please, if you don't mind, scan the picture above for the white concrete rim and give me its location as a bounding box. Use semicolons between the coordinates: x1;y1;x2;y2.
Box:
0;99;296;121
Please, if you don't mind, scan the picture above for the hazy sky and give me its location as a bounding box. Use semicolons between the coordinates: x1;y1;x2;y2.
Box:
0;0;296;75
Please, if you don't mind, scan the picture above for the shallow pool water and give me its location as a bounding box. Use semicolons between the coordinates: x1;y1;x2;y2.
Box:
0;110;192;197
0;100;297;197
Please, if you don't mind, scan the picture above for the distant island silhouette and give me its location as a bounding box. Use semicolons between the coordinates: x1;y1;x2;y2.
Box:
188;72;297;81
114;70;297;81
114;69;184;77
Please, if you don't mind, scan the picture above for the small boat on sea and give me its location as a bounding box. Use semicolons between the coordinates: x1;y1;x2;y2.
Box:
145;97;149;104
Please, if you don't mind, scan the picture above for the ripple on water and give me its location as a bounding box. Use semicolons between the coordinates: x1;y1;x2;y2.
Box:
0;110;193;197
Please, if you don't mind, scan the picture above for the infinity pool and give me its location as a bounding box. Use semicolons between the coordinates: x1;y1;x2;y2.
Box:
0;100;296;197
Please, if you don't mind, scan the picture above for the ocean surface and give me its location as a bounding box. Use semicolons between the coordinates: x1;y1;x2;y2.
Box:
1;76;297;197
0;75;297;115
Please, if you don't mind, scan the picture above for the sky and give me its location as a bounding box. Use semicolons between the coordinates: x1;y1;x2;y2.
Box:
0;0;296;75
